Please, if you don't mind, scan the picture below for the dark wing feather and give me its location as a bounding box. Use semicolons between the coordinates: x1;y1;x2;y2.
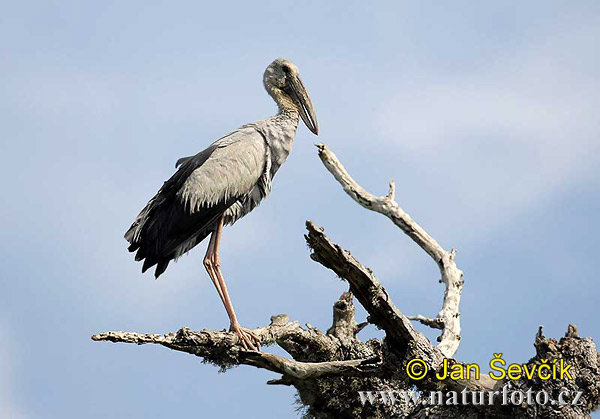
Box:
175;155;193;168
125;144;226;277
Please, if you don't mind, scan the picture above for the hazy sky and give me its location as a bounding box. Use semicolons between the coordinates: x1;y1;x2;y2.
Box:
2;1;599;418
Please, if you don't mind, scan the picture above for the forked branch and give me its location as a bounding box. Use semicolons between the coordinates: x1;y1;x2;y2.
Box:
316;143;463;357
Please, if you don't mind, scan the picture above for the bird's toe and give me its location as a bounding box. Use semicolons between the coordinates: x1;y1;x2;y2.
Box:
231;324;261;352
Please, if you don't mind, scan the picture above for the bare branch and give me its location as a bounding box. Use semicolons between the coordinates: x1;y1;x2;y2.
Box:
315;143;463;357
245;352;379;380
92;322;378;380
326;291;359;345
92;326;378;380
305;221;421;346
407;315;444;330
305;221;444;370
92;293;383;384
315;144;443;261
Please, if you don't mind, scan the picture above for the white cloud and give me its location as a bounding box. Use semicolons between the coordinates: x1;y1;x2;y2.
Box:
375;23;600;241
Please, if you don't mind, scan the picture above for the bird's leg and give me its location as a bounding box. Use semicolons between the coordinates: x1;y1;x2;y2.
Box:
203;216;260;351
204;230;227;307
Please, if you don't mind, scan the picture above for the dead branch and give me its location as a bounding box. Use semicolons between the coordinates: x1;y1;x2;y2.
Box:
304;221;444;370
92;325;378;381
92;294;383;382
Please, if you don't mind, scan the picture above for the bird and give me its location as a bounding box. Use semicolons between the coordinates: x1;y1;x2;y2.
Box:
124;59;318;351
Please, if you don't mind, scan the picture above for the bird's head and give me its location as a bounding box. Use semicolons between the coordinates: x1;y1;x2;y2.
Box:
264;58;319;135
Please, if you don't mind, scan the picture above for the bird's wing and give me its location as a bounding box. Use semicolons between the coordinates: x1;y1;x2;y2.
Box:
175;155;193;168
125;125;268;277
176;128;267;211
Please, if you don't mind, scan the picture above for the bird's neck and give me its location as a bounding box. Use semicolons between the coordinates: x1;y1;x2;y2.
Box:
276;107;299;123
271;108;300;138
260;110;299;176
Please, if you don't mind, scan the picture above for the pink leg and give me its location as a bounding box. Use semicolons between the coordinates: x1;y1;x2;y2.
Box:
204;231;226;306
203;216;260;351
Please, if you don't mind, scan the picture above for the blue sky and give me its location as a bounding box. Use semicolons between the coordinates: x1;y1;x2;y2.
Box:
1;1;599;418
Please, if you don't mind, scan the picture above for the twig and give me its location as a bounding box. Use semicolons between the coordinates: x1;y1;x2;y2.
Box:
407;315;444;330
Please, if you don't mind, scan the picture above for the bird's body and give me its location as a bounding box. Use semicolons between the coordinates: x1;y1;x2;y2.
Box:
125;59;318;350
125;112;299;276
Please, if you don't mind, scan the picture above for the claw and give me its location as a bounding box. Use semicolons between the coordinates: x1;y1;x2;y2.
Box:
231;324;261;351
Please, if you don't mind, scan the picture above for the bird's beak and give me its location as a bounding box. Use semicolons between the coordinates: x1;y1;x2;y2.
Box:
286;76;319;135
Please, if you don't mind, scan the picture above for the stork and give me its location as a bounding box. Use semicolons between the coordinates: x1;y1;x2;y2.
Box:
125;59;318;351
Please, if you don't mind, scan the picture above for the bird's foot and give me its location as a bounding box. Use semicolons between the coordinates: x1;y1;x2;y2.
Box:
230;323;261;352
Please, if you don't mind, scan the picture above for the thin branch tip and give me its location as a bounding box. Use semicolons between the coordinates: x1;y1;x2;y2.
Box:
387;180;396;201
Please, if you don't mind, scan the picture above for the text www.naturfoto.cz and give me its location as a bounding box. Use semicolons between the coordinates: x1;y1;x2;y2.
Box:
358;385;583;408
